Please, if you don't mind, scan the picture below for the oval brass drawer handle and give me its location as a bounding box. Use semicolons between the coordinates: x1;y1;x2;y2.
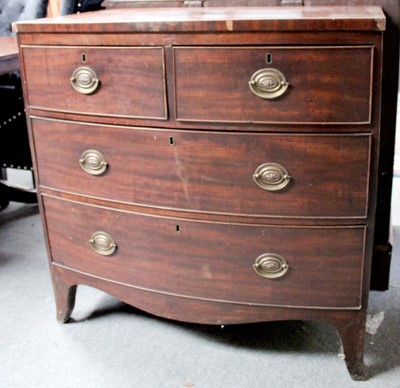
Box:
70;66;99;95
253;253;289;279
79;149;108;176
89;231;117;256
249;68;289;99
253;162;291;192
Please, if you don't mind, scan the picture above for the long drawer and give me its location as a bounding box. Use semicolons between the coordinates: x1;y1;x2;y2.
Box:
174;46;373;125
32;118;371;218
44;197;366;309
21;45;167;120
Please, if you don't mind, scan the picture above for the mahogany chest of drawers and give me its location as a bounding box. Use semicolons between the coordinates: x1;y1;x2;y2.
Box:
14;6;386;380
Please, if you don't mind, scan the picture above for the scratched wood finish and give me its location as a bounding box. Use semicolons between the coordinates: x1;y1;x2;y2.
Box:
44;196;366;308
22;46;167;120
51;263;365;323
32;118;371;218
103;0;189;8
27;0;397;290
174;46;373;124
12;6;385;33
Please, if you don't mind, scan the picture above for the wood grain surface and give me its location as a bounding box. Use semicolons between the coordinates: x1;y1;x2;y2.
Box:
32;118;371;218
0;37;19;74
22;45;167;119
14;6;388;379
174;46;374;124
12;6;386;33
44;196;366;309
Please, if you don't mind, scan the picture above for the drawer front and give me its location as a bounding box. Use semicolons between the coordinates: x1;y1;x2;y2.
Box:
33;118;371;218
44;197;365;309
22;46;166;119
174;46;373;124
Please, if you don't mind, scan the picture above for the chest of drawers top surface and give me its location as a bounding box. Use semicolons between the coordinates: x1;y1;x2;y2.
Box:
13;6;385;33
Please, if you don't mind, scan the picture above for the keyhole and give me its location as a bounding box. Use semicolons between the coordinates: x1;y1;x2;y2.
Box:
176;225;180;232
169;136;175;146
266;53;273;64
82;53;87;63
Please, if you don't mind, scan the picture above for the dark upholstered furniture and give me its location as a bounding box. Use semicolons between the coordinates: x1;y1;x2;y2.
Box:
0;0;49;209
0;0;103;210
60;0;103;15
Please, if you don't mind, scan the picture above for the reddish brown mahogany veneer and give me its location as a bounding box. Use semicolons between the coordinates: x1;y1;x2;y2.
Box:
14;6;386;381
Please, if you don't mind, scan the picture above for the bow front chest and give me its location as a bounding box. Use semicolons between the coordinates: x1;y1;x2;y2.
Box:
14;6;386;380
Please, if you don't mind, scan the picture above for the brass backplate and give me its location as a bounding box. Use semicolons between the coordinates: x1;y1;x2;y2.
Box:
249;68;289;99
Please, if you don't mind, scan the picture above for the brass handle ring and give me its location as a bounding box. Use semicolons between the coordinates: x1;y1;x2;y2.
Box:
70;66;99;95
79;149;108;176
89;231;117;256
253;163;291;192
253;253;289;279
249;68;289;99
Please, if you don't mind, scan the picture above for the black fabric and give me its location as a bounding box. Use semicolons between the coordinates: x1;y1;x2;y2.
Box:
60;0;104;15
0;74;31;169
0;0;47;205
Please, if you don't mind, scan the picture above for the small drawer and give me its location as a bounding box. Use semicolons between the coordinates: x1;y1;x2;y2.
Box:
44;197;365;309
174;46;373;125
21;45;167;119
33;118;371;218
